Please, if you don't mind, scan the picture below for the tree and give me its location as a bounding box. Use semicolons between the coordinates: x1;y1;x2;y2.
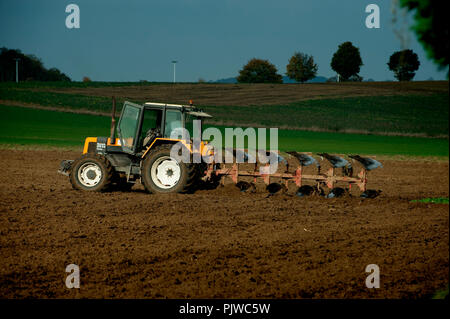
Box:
286;52;318;83
237;58;282;83
46;68;71;81
330;42;363;81
0;47;71;82
400;0;448;71
388;49;420;81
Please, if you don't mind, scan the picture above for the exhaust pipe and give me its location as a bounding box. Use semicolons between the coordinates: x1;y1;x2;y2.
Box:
110;96;116;144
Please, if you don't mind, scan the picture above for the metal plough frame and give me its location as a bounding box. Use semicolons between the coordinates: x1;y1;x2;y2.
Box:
205;152;369;192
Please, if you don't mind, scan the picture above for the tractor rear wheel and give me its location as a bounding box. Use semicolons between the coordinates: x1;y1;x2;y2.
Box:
69;153;113;191
141;144;199;194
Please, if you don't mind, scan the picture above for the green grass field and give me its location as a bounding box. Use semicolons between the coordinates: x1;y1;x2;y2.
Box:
0;88;123;114
0;81;172;89
0;81;448;156
0;105;111;147
1;105;448;157
203;94;449;137
410;197;449;204
1;84;448;137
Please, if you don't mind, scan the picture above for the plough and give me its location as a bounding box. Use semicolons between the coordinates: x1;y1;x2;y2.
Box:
205;150;383;197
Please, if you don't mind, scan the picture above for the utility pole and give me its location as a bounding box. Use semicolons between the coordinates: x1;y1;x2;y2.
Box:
14;58;20;83
171;60;177;83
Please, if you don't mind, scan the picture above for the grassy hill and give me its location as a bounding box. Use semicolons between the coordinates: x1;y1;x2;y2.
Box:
0;81;448;157
0;81;448;137
0;104;448;157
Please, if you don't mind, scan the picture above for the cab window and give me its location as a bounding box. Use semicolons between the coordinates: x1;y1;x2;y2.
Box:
164;110;183;138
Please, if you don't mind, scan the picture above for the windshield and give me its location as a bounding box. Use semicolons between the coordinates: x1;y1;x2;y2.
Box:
118;104;141;150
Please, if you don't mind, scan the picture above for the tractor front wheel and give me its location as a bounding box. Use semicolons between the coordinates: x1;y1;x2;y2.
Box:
69;154;113;191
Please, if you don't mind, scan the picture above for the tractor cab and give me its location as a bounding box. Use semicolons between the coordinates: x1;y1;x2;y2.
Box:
116;101;211;155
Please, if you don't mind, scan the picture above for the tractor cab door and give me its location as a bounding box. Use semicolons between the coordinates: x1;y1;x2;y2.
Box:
117;101;144;154
140;108;164;149
164;109;183;139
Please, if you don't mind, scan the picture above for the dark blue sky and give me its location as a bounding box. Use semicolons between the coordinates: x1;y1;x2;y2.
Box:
0;0;447;82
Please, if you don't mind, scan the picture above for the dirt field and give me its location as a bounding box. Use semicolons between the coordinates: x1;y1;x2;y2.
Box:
0;149;448;298
42;81;448;106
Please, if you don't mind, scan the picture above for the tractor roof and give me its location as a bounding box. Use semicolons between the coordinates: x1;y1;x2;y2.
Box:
144;102;185;108
144;102;212;118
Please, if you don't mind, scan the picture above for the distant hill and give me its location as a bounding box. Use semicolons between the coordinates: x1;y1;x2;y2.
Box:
212;77;238;84
211;76;328;84
282;76;328;83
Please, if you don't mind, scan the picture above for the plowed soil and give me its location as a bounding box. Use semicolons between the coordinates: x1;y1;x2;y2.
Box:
43;81;449;106
0;149;448;298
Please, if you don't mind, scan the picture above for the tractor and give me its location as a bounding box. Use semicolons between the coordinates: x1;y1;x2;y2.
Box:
59;99;214;193
59;99;382;197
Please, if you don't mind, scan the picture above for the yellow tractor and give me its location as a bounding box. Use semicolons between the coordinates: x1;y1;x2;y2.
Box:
59;99;213;193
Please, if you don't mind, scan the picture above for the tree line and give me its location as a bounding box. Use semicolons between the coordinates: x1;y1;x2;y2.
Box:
0;0;445;84
237;42;421;84
0;47;71;82
238;0;447;84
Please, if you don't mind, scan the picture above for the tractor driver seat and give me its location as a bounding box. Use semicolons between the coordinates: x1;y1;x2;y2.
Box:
143;128;161;148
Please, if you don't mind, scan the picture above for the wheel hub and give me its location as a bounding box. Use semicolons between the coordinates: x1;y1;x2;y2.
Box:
78;163;102;187
151;156;181;189
86;170;97;179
